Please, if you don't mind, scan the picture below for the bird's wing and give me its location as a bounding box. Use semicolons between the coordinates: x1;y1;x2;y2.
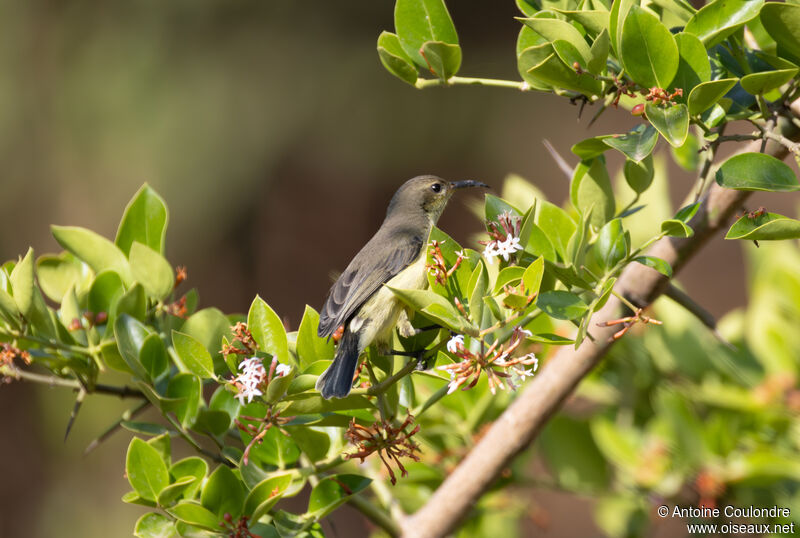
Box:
318;230;424;337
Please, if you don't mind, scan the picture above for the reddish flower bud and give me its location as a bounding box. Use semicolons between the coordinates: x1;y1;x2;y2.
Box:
632;103;645;116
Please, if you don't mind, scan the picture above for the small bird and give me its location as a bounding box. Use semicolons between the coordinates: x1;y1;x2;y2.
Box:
316;175;488;399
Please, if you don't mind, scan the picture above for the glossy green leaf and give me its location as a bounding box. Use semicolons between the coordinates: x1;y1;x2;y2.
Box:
36;253;85;303
623;154;655;194
602;124;658;162
181;307;231;361
115;314;153;381
519;212;557;262
377;31;418;85
116;184;169;256
715;152;799;191
571;157;615;228
126;437;169;502
10;248;34;317
494;266;526;294
244;473;293;522
394;0;459;68
281;393;373;415
554;10;611;38
521;18;592;65
248;296;289;364
760;3;800;65
595;219;629;269
388;287;473;333
134;513;178;538
88;270;124;325
420;41;462;80
166;373;202;427
156;476;197;507
307;474;372;518
130;242;174;300
527;52;603;97
687;78;737;115
522;257;544;296
537;290;589;320
725;212;800;240
485;193;522;223
609;0;637;54
661;219;694;237
571;136;613;160
633;255;673;277
117;283;147;322
620;6;679;89
671;33;711;93
52;225;132;284
140;333;169;381
588;28;610;74
201;465;245;519
167;502;220;531
685;0;764;47
170;457;208;501
296;305;335;368
535;200;576;262
517;43;554;91
645;103;689;147
740;68;798;95
172;330;215;379
0;286;19;328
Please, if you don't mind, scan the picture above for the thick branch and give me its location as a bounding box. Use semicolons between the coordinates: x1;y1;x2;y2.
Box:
401;103;800;538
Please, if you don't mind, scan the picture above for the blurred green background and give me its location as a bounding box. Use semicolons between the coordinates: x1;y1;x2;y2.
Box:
0;1;784;536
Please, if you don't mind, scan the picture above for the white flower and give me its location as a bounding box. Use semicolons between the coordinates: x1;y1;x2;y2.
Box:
446;378;461;394
234;384;263;404
446;334;464;354
483;242;500;264
233;356;267;403
275;362;292;377
495;235;523;261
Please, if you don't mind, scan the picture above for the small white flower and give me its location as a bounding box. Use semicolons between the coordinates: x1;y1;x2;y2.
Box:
234;384;263;404
455;250;466;258
275;362;292;377
483;242;500;264
446;378;460;394
446;334;464;354
495;235;523;261
519;328;533;337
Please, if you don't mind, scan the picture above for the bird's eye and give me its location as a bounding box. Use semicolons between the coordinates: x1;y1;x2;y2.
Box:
431;183;442;193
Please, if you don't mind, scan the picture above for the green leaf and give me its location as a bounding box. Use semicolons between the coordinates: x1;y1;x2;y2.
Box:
537;290;589;320
740;68;798;95
140;334;169;381
535;200;576;262
571;136;613;160
388;287;474;333
671;33;711;94
420;41;462;80
121;421;169;437
527;52;603;97
620;6;679;89
494;266;526;294
687;78;738;115
725;212;800;240
167;502;220;531
286;427;331;463
244;473;293;522
520;17;593;65
484;193;522;223
588;28;610;74
633;255;673;277
181;307;231;362
661;219;694;237
88;270;124;327
602;124;658;162
715;152;799;191
130;242;174;301
554;10;611;39
134;513;178;538
377;31;419;85
296;306;335;369
156;476;197;507
609;0;637;55
201;465;245;519
116;184;169;256
126;437;170;502
307;475;372;518
248;296;289;364
10;248;34;317
519;211;557;262
595;219;629;269
172;330;215;379
36;253;86;303
571;157;615;229
760;3;800;65
52;225;132;284
645;103;689;148
166;374;202;427
170;457;208;500
282;393;373;415
115;314;153;381
685;0;764;47
117;283;147;322
623;154;655;194
394;0;459;68
522;257;544;296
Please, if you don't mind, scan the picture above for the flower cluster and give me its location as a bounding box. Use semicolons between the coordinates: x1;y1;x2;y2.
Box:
235;405;293;465
222;322;258;358
219;513;259;538
345;415;421;485
231;356;290;405
0;343;31;369
439;326;539;395
481;211;523;264
426;240;465;286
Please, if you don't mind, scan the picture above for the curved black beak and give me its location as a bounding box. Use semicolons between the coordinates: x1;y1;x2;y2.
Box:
450;180;490;190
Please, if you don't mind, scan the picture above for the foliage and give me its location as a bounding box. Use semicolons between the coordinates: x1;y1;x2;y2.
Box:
2;0;800;536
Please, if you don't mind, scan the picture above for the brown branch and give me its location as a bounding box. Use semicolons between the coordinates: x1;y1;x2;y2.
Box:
400;101;800;538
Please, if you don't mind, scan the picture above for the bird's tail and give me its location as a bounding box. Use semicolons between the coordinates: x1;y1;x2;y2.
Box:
316;329;360;399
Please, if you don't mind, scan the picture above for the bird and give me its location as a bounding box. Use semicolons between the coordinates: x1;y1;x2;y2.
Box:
315;175;488;399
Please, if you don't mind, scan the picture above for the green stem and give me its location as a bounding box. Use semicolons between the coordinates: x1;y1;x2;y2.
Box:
0;327;98;357
4;367;146;398
348;494;401;538
610;289;640;313
165;414;228;465
415;76;529;91
364;362;390;421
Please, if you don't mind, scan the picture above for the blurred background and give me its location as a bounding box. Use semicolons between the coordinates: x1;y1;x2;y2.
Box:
0;1;790;536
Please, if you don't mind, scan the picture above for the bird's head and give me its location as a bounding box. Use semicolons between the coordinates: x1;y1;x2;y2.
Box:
386;175;489;224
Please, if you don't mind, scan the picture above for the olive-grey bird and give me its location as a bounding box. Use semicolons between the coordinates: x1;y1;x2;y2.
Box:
316;175;488;399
